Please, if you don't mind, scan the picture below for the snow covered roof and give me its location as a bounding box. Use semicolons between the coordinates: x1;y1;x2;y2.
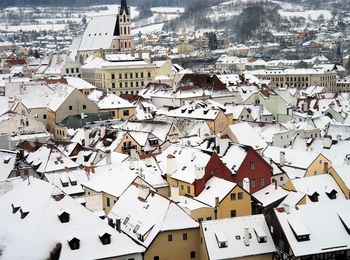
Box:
78;15;117;51
108;183;198;248
156;145;211;184
275;200;350;257
0;178;144;259
228;122;267;150
65;77;96;90
0;150;17;181
47;85;75;112
262;146;319;170
253;184;289;207
287;174;346;204
95;92;136;110
196;177;237;207
201;215;275;259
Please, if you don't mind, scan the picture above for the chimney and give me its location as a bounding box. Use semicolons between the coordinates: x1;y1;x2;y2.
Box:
105;150;112;166
244;227;250;246
115;218;121;233
166;154;176;177
280;151;285;165
170;185;179;203
243;177;250;193
129;159;135;170
195;165;205;180
138;185;150;201
145;157;152;167
191;151;196;162
138;49;142;60
84;127;91;147
282;203;291;214
215;197;220;208
100;126;106;138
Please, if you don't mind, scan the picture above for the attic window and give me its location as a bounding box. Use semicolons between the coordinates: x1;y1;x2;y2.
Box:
68;237;80;250
215;231;228;248
99;232;111;245
254;226;267;243
11;203;20;214
58;210;70;223
20;208;29;219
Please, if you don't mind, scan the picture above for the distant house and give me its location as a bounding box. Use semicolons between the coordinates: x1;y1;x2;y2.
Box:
269;201;350;260
47;86;99;133
200;215;276;260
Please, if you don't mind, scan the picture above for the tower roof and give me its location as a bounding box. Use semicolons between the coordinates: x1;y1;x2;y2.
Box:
119;0;130;15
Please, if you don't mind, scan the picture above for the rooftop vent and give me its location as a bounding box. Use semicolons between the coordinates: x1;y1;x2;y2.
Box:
99;232;111;245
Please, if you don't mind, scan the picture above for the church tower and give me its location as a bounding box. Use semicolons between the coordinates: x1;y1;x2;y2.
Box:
118;0;133;52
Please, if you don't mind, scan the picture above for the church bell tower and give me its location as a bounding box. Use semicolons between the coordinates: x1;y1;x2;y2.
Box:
118;0;133;52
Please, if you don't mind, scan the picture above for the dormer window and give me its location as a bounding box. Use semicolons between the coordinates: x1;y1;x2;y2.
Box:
326;189;337;200
60;176;69;187
11;203;20;214
288;216;310;242
3;156;11;164
308;192;319;202
20;208;29;219
99;232;111;245
254;226;267;243
69;176;77;186
68;237;80;250
215;231;228;248
58;210;70;223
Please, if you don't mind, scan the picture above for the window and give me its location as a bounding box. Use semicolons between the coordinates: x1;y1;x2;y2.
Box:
69;106;72;110
83;105;86;109
125;73;128;79
153;257;159;260
251;179;256;189
71;68;74;73
250;162;255;170
76;68;79;73
238;192;243;200
119;82;123;88
107;197;110;207
183;233;187;240
181;185;184;190
148;72;151;78
123;110;129;116
66;68;69;74
130;73;133;78
141;72;144;78
260;177;265;187
187;186;190;193
319;160;322;164
198;218;203;222
230;193;236;200
231;210;236;217
112;83;115;88
131;82;133;88
111;74;115;79
206;217;212;220
43;114;47;119
135;72;138;78
168;234;173;241
190;251;196;259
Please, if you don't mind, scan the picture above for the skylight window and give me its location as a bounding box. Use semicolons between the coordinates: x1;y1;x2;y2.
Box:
123;216;130;225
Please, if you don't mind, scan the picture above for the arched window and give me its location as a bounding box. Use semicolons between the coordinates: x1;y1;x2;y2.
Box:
124;27;127;35
125;42;127;49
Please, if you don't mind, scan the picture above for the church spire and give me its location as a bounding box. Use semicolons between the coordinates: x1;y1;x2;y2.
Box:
119;0;130;15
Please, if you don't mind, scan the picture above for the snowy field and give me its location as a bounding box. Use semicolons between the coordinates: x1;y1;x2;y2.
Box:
279;10;333;22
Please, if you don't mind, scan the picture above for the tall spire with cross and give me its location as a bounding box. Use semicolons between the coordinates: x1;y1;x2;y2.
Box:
119;0;130;15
